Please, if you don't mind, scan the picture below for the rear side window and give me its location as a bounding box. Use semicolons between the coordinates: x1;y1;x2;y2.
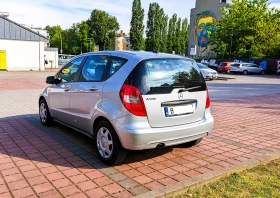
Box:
231;63;240;67
220;62;227;66
243;64;252;67
127;58;206;95
107;56;127;78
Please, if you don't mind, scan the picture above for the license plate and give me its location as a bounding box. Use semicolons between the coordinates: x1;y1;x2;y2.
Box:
164;105;194;117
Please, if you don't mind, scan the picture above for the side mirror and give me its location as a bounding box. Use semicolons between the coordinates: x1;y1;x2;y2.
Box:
46;76;55;84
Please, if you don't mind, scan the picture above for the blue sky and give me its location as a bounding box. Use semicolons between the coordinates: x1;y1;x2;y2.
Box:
1;0;280;33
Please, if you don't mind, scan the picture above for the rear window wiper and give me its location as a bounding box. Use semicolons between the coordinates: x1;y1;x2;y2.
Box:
178;86;202;93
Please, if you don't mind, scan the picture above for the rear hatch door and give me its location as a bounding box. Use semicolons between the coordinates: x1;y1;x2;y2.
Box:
128;58;207;128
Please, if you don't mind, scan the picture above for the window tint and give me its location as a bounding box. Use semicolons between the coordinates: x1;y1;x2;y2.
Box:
80;55;108;81
231;63;240;67
127;58;206;95
58;57;83;82
108;56;128;78
219;62;227;66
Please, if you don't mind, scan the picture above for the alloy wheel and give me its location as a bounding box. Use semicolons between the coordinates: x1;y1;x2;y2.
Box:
97;127;113;159
40;102;47;123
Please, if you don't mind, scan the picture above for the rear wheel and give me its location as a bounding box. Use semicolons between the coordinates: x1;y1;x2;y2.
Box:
39;98;52;126
243;70;248;75
95;121;127;165
227;70;231;74
261;70;265;75
184;138;203;147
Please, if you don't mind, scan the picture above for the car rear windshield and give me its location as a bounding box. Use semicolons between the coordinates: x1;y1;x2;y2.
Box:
126;58;206;95
219;62;227;66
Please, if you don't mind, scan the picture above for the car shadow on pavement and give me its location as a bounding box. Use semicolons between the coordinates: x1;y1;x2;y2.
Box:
0;114;175;170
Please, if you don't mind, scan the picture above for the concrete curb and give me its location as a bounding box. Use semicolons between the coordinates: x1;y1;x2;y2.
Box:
134;151;280;198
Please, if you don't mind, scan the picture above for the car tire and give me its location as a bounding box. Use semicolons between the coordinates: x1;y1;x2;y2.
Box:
243;70;248;75
94;121;127;165
39;98;52;126
227;70;231;74
261;70;265;75
184;138;203;147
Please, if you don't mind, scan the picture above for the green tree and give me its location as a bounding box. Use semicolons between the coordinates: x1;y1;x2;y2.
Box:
145;2;161;51
181;18;190;55
171;14;177;53
77;21;90;53
160;13;168;52
175;17;182;53
166;18;173;53
64;23;80;54
87;9;120;51
167;14;177;53
210;0;280;59
130;0;145;50
45;25;64;53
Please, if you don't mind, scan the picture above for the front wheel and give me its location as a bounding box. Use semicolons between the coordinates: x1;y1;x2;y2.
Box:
261;70;265;75
39;99;52;126
243;70;248;75
95;121;127;165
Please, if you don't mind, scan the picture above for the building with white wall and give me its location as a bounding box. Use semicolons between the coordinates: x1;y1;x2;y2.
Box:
0;15;52;71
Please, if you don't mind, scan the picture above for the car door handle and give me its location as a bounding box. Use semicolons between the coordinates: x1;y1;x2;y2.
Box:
88;86;99;91
64;85;71;91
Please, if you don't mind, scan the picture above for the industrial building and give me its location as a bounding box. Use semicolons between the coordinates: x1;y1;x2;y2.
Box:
0;13;58;71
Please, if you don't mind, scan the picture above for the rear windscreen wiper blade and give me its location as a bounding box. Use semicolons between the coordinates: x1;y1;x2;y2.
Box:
178;86;201;93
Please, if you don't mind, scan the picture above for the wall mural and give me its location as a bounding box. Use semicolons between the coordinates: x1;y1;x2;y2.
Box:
195;10;217;56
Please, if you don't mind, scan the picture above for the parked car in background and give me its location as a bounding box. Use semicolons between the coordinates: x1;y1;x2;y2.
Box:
218;62;236;73
39;51;214;165
197;63;218;80
230;63;265;75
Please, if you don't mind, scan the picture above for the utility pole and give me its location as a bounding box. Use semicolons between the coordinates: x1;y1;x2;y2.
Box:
59;32;63;54
230;29;233;59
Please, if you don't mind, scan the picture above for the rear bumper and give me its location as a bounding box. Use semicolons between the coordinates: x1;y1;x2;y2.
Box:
218;68;229;72
113;108;214;150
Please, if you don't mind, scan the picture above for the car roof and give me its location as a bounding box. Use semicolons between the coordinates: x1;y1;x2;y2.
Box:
79;51;191;60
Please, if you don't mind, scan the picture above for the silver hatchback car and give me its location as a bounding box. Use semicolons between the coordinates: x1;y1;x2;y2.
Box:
230;63;265;75
39;51;214;165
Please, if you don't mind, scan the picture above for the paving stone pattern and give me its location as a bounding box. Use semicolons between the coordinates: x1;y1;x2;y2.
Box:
0;72;280;197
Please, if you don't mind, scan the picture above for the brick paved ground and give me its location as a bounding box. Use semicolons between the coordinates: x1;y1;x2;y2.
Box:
0;72;280;198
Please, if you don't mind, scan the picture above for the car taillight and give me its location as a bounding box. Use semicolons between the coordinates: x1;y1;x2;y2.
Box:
120;84;147;116
206;87;210;109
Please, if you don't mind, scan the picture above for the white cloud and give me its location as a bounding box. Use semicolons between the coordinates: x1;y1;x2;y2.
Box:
1;0;195;33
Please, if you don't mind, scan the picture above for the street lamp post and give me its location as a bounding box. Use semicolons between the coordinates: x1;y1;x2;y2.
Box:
230;29;233;59
59;32;63;54
104;32;109;51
